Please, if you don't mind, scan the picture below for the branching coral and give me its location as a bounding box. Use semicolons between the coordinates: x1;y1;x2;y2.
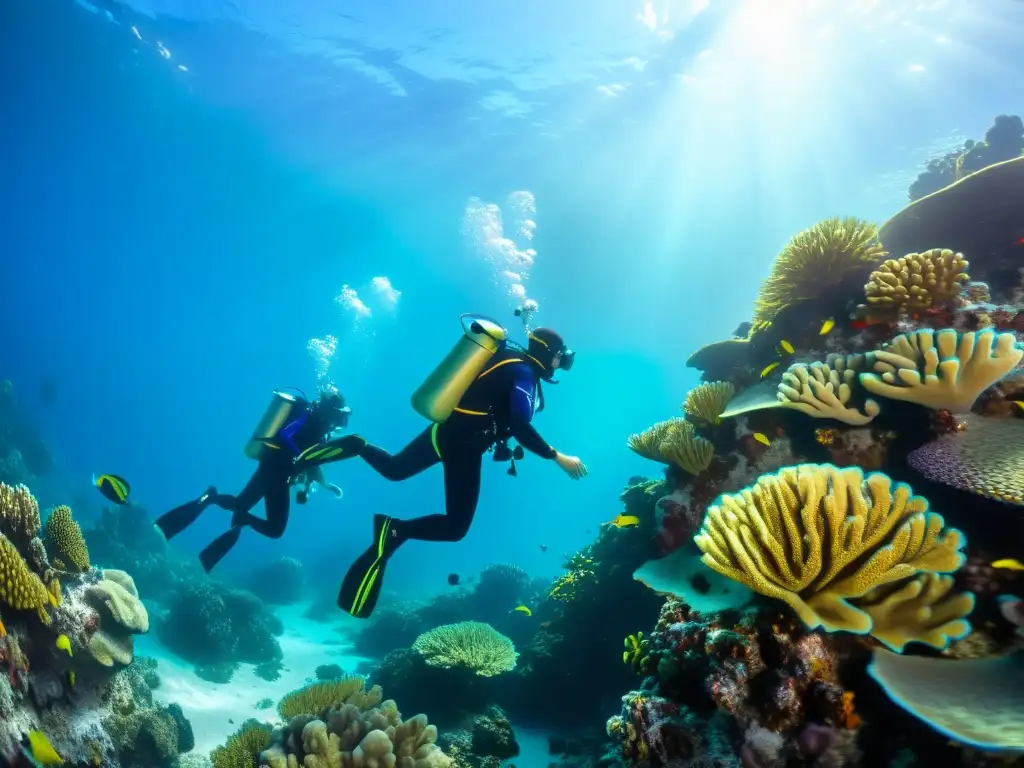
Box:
277;676;374;720
694;464;971;647
777;354;880;425
864;248;970;311
45;505;90;572
412;621;518;677
211;720;272;768
627;419;715;475
907;416;1024;506
752;216;886;326
682;382;735;425
860;328;1023;412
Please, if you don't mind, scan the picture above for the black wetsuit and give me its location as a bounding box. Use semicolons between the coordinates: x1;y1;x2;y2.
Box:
355;348;556;545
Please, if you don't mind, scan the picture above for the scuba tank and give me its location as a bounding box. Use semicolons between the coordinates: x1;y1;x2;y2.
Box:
244;389;309;460
411;314;508;423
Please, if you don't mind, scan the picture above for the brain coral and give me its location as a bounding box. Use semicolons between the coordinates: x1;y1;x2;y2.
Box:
907;417;1024;506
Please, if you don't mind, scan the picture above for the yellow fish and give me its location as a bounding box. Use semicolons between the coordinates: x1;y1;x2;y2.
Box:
55;634;72;657
752;432;771;447
66;670;76;690
819;318;836;336
991;558;1024;571
759;361;781;379
604;514;640;529
1011;401;1024;414
27;730;63;765
513;605;532;617
777;339;795;355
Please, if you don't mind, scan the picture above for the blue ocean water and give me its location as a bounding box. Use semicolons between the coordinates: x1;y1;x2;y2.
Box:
3;3;1024;734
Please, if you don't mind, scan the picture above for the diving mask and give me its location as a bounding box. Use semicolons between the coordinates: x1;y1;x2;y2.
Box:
559;347;576;372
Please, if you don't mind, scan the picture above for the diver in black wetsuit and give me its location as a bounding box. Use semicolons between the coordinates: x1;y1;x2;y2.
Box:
291;324;587;619
154;390;353;572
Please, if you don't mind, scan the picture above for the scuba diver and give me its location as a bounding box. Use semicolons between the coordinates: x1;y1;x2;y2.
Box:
154;389;353;572
289;316;588;619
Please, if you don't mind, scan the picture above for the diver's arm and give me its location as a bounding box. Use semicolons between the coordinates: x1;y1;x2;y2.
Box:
508;369;557;459
277;413;309;455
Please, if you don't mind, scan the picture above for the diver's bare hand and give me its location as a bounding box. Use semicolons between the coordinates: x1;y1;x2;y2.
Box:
554;452;588;480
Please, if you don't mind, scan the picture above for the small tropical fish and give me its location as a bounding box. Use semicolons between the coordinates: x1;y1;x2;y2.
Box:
447;573;460;586
759;361;781;379
512;605;532;617
27;731;63;765
56;634;72;657
850;319;869;330
604;514;640;529
992;558;1024;571
752;432;771;447
539;544;548;553
66;669;76;690
93;474;130;505
819;318;836;336
1011;401;1024;415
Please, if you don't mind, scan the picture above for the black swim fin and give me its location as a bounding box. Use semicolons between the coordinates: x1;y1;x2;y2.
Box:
198;526;243;573
338;514;401;619
294;435;366;471
154;487;217;541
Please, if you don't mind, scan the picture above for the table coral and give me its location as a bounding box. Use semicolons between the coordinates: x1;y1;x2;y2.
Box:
777;355;880;425
864;248;970;312
411;621;517;678
694;464;971;647
860;328;1023;412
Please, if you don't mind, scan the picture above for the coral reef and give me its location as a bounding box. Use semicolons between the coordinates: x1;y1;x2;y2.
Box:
242;556;308;606
412;622;518;678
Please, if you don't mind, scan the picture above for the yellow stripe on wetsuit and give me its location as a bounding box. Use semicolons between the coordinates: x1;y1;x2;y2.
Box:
350;516;393;616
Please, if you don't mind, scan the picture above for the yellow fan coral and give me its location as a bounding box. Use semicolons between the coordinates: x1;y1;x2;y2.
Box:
864;248;969;312
659;423;714;475
46;505;90;572
412;621;518;677
753;217;886;326
777;354;880;425
683;381;735;424
857;573;974;652
694;464;969;646
860;328;1023;412
626;418;688;461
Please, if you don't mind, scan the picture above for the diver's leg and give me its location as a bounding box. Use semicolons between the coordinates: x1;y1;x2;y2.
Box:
239;475;290;538
153;486;218;540
196;466;270;572
390;451;482;542
359;428;441;481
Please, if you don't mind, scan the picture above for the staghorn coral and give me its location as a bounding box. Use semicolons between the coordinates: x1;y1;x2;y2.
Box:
45;504;90;572
277;676;374;720
682;381;735;425
694;464;971;647
85;569;150;666
0;482;40;550
868;649;1024;752
907;416;1024;506
212;720;272;768
411;621;517;677
864;248;970;311
860;328;1023;412
752;216;886;326
0;533;56;624
777;354;880;425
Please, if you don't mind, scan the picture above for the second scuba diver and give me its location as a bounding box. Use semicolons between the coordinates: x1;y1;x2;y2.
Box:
290;317;588;619
154;389;353;572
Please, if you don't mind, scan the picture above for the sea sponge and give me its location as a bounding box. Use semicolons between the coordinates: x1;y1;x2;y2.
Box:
907;417;1024;506
0;532;56;624
752;216;886;326
45;505;90;572
777;354;879;425
860;328;1023;412
864;248;969;311
277;676;370;720
694;464;969;645
412;621;518;677
0;482;41;549
85;570;150;666
868;649;1024;752
682;381;735;425
211;720;272;768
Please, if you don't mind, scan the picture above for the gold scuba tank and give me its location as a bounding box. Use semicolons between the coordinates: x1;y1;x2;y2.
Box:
244;390;308;460
411;314;508;423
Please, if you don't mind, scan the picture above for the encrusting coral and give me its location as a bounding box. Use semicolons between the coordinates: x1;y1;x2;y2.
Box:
777;354;880;425
907;416;1024;506
864;248;970;312
859;328;1023;412
411;621;518;677
752;216;887;326
45;504;90;572
694;464;972;649
682;381;734;425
